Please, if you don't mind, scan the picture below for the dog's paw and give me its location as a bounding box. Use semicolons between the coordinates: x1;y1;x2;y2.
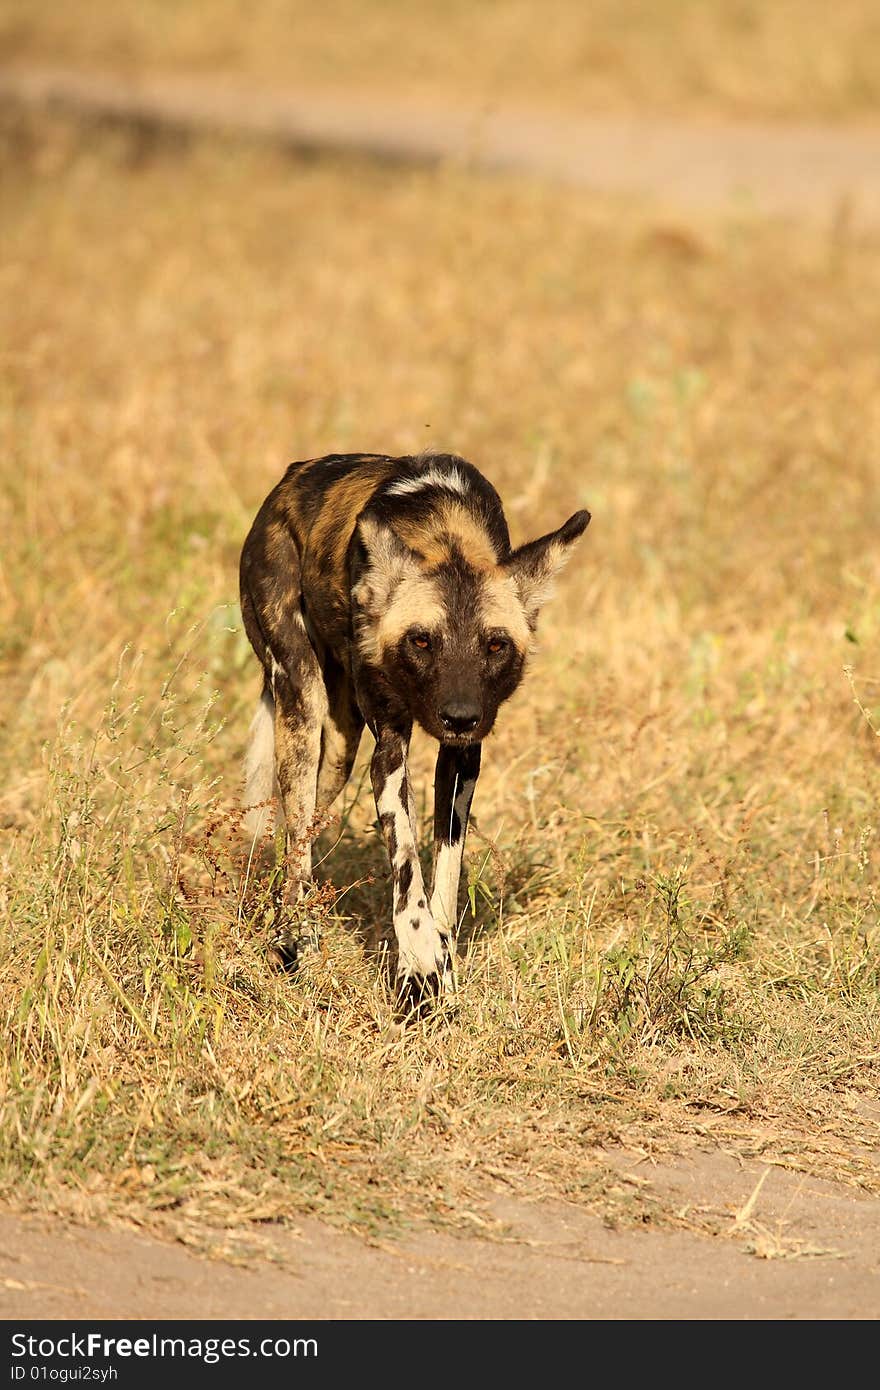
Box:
267;927;300;976
395;909;455;1011
267;917;322;977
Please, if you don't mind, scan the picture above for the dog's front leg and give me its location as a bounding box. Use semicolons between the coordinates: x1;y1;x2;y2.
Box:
371;726;453;998
431;743;481;936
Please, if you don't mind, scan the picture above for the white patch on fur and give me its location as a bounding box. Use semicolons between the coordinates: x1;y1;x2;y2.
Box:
377;763;451;987
386;465;469;499
430;843;459;931
430;776;476;930
243;688;276;839
396;903;453;991
376;764;405;820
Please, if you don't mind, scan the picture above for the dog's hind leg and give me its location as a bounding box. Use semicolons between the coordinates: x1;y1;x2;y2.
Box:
241;517;332;961
273;637;327;888
243;682;277;842
315;655;364;815
430;743;481;938
249;629;325;969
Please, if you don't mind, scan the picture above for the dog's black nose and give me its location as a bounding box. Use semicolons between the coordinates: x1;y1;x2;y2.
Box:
440;702;481;735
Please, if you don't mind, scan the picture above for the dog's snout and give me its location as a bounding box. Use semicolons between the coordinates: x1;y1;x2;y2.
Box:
439;701;481;735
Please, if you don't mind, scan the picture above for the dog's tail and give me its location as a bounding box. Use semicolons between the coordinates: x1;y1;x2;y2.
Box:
243;686;276;841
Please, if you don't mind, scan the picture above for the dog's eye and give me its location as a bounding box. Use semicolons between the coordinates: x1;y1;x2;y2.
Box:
409;632;431;651
487;636;509;656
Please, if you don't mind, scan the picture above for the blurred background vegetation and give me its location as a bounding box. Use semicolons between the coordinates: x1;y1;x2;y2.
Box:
3;0;880;119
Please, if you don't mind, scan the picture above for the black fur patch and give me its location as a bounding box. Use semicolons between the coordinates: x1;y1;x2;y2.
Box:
397;858;414;904
434;744;481;846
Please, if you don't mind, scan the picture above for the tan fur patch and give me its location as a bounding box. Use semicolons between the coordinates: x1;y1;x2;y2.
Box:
304;461;396;578
478;571;531;652
357;512;530;660
265;517;290;562
355;516;447;662
394;500;499;570
359;572;446;663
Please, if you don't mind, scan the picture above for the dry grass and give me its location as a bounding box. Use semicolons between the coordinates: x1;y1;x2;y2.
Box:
3;0;880;122
1;107;879;1247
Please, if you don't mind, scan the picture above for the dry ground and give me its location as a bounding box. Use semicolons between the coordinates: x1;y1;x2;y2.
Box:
2;1156;880;1319
1;99;879;1315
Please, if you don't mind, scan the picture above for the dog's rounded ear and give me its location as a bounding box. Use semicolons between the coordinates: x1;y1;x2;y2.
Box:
501;510;590;627
353;516;424;614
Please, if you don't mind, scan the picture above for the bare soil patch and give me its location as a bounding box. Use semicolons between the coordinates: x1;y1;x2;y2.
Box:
2;1154;879;1319
2;66;880;222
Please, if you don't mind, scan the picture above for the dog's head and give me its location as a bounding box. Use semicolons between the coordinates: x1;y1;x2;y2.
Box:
352;508;590;744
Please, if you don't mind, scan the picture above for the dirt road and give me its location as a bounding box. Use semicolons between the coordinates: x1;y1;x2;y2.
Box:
2;1155;879;1319
2;65;880;223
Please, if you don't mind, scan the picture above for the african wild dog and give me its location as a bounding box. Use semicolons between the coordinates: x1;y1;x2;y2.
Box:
240;451;589;1000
